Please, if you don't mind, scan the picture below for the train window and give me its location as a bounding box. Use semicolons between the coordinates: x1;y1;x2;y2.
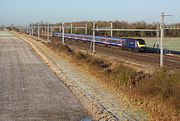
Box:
130;42;134;45
137;39;145;45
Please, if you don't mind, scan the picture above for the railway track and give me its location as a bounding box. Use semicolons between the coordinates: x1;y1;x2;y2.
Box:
60;37;180;69
33;34;180;69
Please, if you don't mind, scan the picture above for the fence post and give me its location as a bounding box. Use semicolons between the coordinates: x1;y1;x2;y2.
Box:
111;22;113;37
160;12;164;68
62;22;65;44
38;24;40;40
47;24;50;41
93;22;96;53
85;23;88;35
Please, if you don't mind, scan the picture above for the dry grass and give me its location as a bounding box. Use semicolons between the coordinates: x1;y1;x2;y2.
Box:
131;69;180;120
45;39;180;121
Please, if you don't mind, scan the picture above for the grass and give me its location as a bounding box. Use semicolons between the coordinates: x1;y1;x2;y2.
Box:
132;69;180;120
45;39;180;120
134;69;179;99
140;37;180;51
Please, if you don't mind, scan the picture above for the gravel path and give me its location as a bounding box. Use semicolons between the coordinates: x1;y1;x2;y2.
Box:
0;31;89;121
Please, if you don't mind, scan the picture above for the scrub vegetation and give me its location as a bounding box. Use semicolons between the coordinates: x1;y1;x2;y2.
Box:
46;39;180;120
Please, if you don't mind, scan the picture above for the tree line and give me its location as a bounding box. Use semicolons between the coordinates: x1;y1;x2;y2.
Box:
54;21;180;37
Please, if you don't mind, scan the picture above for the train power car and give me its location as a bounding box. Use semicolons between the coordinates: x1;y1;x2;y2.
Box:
122;38;146;52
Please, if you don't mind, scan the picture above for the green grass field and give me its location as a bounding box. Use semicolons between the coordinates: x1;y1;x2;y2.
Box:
141;37;180;51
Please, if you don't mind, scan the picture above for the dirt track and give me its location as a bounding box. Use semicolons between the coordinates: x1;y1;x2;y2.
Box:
0;32;88;121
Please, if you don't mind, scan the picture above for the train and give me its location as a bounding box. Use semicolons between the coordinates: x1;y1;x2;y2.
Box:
53;33;146;52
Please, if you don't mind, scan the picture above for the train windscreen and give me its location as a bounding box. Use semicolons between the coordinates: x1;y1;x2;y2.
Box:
137;39;145;45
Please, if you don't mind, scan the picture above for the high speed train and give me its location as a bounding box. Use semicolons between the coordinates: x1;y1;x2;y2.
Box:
53;33;146;52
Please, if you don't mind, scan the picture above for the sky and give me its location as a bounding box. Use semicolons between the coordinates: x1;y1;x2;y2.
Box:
0;0;180;26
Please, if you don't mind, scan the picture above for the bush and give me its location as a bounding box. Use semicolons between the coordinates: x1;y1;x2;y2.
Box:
153;69;180;99
136;69;180;101
48;40;73;53
59;44;73;53
73;51;91;62
110;65;137;86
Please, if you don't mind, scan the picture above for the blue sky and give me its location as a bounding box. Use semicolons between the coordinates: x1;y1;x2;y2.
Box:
0;0;180;25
